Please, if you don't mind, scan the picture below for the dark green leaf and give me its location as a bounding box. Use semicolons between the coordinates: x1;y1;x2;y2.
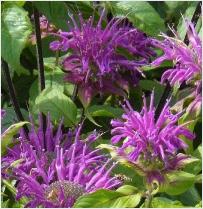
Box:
85;109;102;127
2;3;32;75
1;107;28;132
87;105;123;118
175;186;201;207
108;1;165;36
34;2;69;30
139;80;165;106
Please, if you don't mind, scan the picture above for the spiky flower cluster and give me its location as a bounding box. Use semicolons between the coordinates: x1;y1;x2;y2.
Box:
152;20;202;115
2;114;120;208
110;92;195;184
152;20;201;87
50;10;156;106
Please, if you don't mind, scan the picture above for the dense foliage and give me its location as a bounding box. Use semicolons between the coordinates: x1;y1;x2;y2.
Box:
1;1;202;208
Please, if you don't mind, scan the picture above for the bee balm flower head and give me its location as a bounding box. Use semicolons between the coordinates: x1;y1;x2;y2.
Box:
50;10;156;106
2;114;121;208
111;91;195;184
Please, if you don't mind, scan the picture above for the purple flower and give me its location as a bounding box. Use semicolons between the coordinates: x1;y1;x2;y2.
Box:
152;19;202;117
152;20;201;87
2;113;120;208
50;10;156;106
110;91;195;184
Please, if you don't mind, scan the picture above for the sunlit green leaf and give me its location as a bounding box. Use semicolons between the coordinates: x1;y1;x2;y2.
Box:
2;3;32;75
74;189;142;208
161;171;196;195
1;121;30;156
35;87;77;127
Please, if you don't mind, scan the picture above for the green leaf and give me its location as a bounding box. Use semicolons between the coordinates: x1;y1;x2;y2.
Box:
108;1;165;36
1;200;10;208
139;80;165;106
184;145;202;175
87;105;123;118
73;189;142;208
35;87;77;127
2;3;32;75
116;185;139;195
97;144;145;176
2;180;17;196
195;201;202;208
161;171;196;195
151;197;184;208
1;107;28;132
1;121;30;156
176;186;201;207
3;1;25;7
181;121;197;154
113;164;145;190
177;1;199;40
85;109;102;127
34;2;69;30
2;180;28;206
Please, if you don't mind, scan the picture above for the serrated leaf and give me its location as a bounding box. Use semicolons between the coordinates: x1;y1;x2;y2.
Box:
73;189;142;208
1;121;30;156
108;1;165;36
2;4;32;75
35;87;77;127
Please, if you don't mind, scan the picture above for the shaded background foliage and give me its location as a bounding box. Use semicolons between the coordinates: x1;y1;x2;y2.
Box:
1;1;202;208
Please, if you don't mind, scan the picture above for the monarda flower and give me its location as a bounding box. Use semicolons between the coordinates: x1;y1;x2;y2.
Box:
110;91;195;185
152;20;202;116
2;114;121;207
50;10;156;106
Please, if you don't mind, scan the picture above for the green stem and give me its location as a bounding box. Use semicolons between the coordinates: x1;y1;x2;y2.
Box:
145;190;153;208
